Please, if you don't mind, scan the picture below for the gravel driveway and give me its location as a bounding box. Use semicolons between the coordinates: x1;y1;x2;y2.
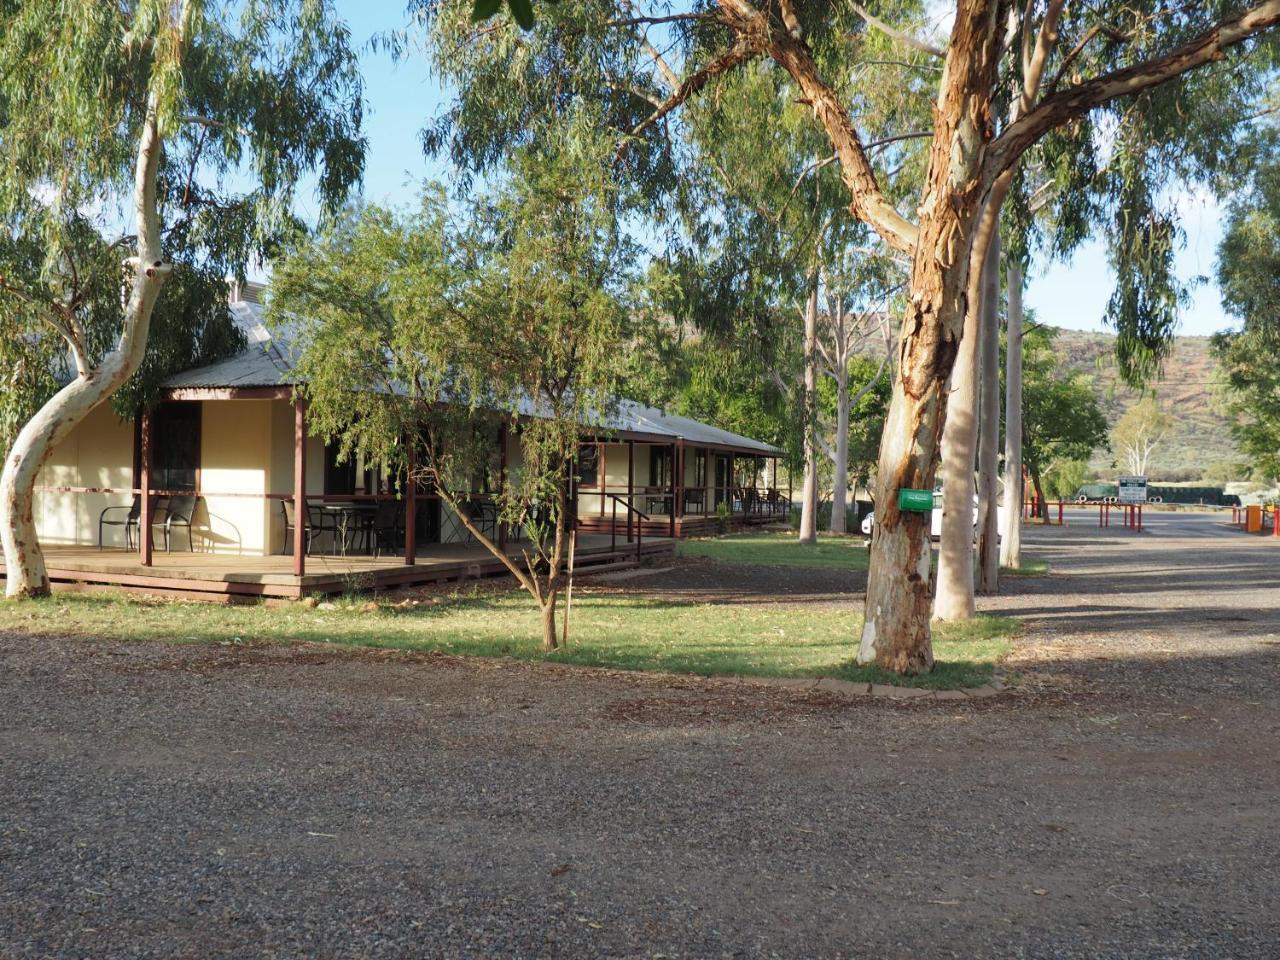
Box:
2;511;1278;958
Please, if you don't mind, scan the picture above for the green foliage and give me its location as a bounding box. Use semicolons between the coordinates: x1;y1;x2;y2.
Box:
677;532;870;570
1042;458;1089;501
839;355;893;492
1201;461;1250;486
0;0;365;433
1214;142;1280;481
1006;8;1277;388
271;116;633;581
1008;326;1109;485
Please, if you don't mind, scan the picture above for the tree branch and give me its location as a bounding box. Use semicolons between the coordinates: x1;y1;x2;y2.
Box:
621;38;764;153
988;0;1280;180
851;2;944;59
718;0;920;255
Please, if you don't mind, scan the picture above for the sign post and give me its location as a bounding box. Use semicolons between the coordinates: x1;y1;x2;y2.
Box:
1117;476;1147;506
897;488;934;513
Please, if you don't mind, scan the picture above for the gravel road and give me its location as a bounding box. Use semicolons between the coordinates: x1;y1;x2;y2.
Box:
2;512;1278;959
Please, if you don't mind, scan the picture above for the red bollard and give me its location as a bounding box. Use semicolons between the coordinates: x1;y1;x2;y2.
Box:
1058;500;1064;526
1138;504;1143;532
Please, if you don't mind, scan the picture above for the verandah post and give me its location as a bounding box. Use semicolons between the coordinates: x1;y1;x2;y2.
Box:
293;398;307;579
139;409;153;567
626;439;634;544
497;421;508;553
404;431;417;565
668;441;677;538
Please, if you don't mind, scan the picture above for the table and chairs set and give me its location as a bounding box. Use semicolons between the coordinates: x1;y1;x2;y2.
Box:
280;497;508;558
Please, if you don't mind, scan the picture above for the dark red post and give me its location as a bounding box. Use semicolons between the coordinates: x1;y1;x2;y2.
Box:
139;410;153;566
293;398;307;578
626;440;634;544
404;432;417;565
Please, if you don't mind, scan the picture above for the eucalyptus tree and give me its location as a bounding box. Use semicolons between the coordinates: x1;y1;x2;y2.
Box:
1214;143;1280;477
813;255;898;534
274;121;634;652
437;0;1280;672
0;0;364;598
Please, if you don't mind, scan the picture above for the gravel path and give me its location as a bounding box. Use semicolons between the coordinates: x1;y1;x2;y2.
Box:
2;512;1278;958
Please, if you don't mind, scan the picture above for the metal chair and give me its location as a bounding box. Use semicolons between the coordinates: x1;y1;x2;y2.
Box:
280;499;318;556
161;495;198;552
370;499;404;558
99;496;140;550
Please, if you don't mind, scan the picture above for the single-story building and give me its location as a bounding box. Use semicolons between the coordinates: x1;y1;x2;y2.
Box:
13;284;787;599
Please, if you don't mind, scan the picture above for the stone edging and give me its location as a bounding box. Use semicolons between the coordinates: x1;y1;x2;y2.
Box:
745;674;1006;701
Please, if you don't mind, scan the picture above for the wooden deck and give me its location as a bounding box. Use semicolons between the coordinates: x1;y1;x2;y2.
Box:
3;535;673;601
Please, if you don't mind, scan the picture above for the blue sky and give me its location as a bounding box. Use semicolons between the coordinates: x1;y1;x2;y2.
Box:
327;1;1235;339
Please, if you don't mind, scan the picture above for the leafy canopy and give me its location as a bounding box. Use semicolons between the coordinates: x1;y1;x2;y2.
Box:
0;0;365;438
271;114;634;526
1213;141;1280;480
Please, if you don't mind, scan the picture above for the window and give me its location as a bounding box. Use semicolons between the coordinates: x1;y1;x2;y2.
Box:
152;403;200;492
324;440;357;496
693;450;707;488
649;447;672;488
576;444;601;488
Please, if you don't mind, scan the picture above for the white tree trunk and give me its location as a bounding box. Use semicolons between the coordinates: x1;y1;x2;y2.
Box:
798;283;819;545
830;372;849;534
976;230;1002;594
0;100;171;598
932;281;980;622
999;259;1025;569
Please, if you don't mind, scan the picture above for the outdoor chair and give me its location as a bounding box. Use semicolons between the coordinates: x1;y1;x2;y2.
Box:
161;495;199;552
98;496;140;550
371;499;404;558
281;499;319;556
98;496;169;551
467;500;498;542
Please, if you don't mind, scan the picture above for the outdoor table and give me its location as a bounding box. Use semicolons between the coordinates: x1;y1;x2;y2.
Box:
319;502;378;555
645;494;672;515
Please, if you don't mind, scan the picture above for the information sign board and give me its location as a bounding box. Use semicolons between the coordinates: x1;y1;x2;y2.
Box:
1118;476;1147;505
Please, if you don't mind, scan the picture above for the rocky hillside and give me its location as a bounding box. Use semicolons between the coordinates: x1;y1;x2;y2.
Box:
1049;327;1239;480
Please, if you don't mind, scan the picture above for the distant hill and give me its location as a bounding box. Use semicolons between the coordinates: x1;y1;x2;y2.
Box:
1048;327;1239;481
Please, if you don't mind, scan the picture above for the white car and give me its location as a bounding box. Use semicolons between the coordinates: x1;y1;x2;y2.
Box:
861;493;1005;540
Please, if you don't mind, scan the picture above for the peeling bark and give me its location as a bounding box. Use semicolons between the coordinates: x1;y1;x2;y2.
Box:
976;229;1002;594
1;98;171;598
933;265;980;622
855;2;1004;672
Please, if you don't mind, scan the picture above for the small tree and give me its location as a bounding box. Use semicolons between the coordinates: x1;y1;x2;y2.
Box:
1019;329;1109;515
1043;458;1089;501
274;125;632;651
1111;396;1172;476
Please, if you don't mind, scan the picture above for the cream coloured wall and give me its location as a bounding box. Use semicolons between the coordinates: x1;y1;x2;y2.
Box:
33;403;135;547
574;441;633;518
198;399;273;555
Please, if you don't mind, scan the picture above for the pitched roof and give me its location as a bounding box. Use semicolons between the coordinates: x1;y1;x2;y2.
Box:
162;299;781;456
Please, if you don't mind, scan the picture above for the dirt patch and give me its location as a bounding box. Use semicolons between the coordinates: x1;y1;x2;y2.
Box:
2;513;1279;958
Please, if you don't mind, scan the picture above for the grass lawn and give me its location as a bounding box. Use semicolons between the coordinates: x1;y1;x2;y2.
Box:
677;532;870;571
0;589;1015;689
1002;558;1050;576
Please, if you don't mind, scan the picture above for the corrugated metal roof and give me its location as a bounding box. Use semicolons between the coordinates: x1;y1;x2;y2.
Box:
162;299;781;455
